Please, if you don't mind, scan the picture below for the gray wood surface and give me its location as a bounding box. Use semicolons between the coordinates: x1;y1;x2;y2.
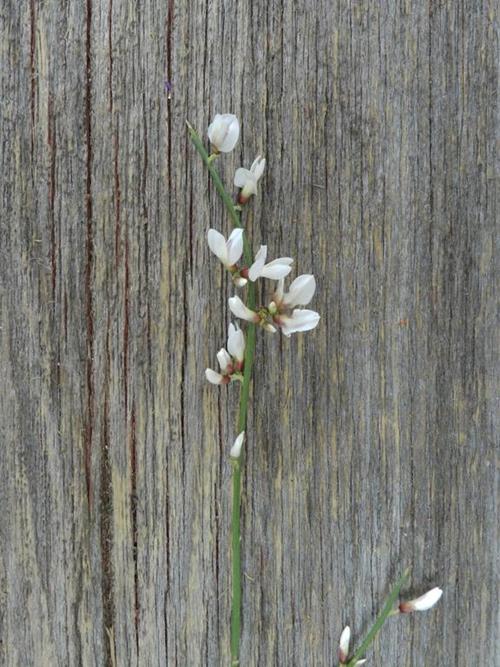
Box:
0;1;497;665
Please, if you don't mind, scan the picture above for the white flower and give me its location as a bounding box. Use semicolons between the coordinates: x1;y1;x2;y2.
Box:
205;347;233;385
234;156;266;203
399;587;443;613
277;309;320;337
338;626;350;663
228;296;259;323
207;113;240;153
281;274;316;307
207;228;244;268
230;431;245;459
227;323;245;364
248;246;293;282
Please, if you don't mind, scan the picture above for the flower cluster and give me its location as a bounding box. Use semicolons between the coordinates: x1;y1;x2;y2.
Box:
203;112;320;458
206;114;320;340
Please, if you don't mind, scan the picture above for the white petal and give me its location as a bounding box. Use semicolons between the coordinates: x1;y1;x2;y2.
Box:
354;661;367;665
274;279;285;303
207;114;224;146
207;229;228;265
216;348;232;373
230;431;245;459
226;228;244;265
205;368;224;384
234;167;253;189
280;309;320;336
227;323;245;362
248;245;268;281
218;115;240;152
338;626;350;663
260;258;294;280
401;587;443;612
283;274;316;307
250;156;266;181
228;296;258;322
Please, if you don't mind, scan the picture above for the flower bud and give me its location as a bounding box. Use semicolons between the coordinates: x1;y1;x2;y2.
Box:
230;431;245;459
338;626;350;663
399;587;443;613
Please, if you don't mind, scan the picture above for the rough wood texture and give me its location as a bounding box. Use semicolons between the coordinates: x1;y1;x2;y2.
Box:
0;1;497;665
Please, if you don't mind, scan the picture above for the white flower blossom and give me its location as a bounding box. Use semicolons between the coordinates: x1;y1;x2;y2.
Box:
230;431;245;459
276;309;320;337
207;113;240;153
207;228;244;268
206;347;234;385
248;246;293;282
227;323;245;364
338;626;350;663
234;156;266;203
228;296;259;323
399;587;443;613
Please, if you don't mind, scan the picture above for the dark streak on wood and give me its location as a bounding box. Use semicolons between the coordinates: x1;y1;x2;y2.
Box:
84;0;95;508
100;321;115;667
47;94;56;296
130;405;139;655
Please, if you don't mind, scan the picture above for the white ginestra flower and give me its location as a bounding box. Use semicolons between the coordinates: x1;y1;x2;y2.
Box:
338;626;350;663
228;296;259;323
207;228;244;268
399;587;443;613
205;347;234;385
248;246;293;282
227;323;245;364
277;309;320;337
207;113;240;153
234;155;266;203
282;274;316;307
230;431;245;459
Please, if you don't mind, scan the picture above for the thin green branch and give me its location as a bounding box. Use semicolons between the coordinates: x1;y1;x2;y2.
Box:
346;569;410;666
188;121;257;666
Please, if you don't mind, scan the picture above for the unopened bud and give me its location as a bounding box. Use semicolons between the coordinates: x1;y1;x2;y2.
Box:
268;301;278;315
338;626;350;663
399;587;443;613
233;274;248;287
230;431;245;459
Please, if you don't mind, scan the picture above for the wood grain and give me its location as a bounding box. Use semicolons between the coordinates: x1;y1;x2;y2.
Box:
0;1;497;665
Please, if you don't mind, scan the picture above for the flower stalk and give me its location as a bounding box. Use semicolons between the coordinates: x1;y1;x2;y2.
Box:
188;121;256;664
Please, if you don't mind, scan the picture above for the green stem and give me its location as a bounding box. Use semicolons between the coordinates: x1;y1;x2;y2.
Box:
188;122;257;665
346;569;410;666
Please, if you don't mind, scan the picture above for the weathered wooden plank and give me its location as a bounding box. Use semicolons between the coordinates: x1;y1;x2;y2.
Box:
0;0;497;665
